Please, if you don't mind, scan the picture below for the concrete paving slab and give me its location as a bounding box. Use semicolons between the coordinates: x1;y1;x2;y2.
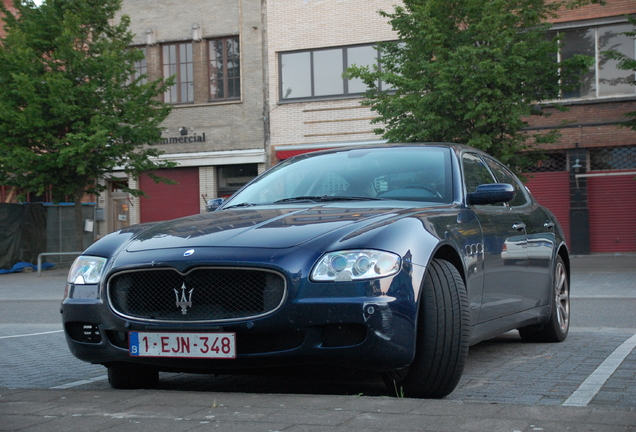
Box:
0;254;635;431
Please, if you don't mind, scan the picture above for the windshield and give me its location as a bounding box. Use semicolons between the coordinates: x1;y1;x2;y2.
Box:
224;146;453;208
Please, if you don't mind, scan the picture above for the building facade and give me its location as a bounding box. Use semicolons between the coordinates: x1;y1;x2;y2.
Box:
266;0;636;254
2;0;635;254
266;0;398;161
0;0;16;39
98;0;268;237
524;0;636;253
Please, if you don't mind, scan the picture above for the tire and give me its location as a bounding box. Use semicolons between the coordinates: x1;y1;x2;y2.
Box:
107;365;159;389
383;259;470;398
519;256;570;343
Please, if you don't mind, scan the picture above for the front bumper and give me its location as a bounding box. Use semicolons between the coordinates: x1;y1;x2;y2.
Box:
61;278;418;373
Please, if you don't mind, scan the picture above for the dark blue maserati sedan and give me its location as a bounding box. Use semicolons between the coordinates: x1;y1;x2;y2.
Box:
61;143;570;398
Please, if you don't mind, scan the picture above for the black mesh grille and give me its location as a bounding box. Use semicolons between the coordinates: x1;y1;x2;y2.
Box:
107;268;286;322
590;146;636;171
525;152;567;173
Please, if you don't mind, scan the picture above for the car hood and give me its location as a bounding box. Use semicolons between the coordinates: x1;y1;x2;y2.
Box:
125;203;412;252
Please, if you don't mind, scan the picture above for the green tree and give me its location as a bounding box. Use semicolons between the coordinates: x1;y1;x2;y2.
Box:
345;0;602;171
603;15;636;131
0;0;176;250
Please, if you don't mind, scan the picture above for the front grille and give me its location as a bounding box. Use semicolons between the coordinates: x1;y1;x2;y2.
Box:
107;267;286;322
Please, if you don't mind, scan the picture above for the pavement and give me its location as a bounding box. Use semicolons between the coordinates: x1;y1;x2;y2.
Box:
0;254;635;431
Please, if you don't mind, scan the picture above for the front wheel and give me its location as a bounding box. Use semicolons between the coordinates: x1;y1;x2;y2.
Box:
519;255;570;343
383;259;470;398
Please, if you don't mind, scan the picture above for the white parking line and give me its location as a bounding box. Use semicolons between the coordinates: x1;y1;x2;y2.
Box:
0;330;63;340
563;333;636;407
50;375;108;389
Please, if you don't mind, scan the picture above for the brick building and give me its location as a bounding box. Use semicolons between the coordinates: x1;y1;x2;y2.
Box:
1;0;268;238
100;0;268;236
0;0;16;39
524;0;636;253
266;0;636;254
266;0;396;160
2;0;635;253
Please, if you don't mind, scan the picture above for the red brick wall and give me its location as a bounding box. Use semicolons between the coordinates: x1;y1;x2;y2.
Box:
549;0;636;23
0;0;17;39
528;1;636;151
527;101;636;150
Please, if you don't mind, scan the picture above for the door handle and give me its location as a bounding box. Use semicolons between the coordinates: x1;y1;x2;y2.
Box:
544;221;555;229
512;222;526;231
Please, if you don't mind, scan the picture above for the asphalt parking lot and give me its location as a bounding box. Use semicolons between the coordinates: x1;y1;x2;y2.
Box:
0;254;634;431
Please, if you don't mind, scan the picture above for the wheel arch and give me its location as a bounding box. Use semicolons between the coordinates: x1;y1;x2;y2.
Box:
557;244;570;286
431;244;466;286
396;254;470;398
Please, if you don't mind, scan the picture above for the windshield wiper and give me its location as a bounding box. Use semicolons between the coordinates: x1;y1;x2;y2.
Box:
273;196;323;203
274;195;383;204
223;202;257;209
323;195;384;201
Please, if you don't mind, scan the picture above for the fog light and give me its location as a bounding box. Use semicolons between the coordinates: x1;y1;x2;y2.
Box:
65;322;102;344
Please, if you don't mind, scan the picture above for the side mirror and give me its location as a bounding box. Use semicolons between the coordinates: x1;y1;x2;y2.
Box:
206;198;225;212
467;183;515;205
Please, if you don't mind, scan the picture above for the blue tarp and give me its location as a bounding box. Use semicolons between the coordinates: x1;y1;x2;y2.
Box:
0;261;54;274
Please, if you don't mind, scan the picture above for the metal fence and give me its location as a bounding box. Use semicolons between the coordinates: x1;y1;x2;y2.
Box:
44;204;95;266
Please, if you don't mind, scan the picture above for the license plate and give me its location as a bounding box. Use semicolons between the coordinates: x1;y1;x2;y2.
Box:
129;332;236;359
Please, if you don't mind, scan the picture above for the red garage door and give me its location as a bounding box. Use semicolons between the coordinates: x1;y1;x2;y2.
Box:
139;167;200;223
524;171;571;247
588;171;636;253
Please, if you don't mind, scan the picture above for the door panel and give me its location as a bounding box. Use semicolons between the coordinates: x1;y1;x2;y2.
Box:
474;207;528;323
588;172;636;252
111;198;130;231
485;158;555;310
139;167;200;223
462;152;530;323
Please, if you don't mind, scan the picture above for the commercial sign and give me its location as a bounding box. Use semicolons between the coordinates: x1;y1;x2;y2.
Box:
158;133;207;144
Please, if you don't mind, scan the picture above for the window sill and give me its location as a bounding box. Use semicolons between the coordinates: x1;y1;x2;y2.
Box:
539;94;636;107
171;99;242;109
277;94;367;105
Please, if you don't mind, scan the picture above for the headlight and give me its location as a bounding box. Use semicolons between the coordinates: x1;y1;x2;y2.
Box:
67;256;107;285
311;250;401;282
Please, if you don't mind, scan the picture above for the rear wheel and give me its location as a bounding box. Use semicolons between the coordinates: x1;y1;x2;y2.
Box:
107;365;159;389
383;259;470;398
519;256;570;343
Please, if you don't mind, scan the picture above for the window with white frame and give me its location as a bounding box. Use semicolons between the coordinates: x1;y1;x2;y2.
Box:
559;22;636;100
279;44;389;101
130;47;147;85
162;42;194;103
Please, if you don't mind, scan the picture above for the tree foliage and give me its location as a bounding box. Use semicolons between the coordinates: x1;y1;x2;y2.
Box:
0;0;175;248
345;0;602;170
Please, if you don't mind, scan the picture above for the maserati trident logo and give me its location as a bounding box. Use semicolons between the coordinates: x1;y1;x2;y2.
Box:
175;283;193;315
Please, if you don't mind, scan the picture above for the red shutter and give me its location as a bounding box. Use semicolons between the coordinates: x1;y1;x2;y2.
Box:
588;171;636;253
524;172;571;247
139;167;200;223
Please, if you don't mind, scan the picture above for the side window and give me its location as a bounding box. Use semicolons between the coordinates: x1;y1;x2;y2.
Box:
484;158;530;207
462;153;496;194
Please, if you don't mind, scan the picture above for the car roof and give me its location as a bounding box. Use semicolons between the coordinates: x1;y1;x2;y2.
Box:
286;142;480;162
